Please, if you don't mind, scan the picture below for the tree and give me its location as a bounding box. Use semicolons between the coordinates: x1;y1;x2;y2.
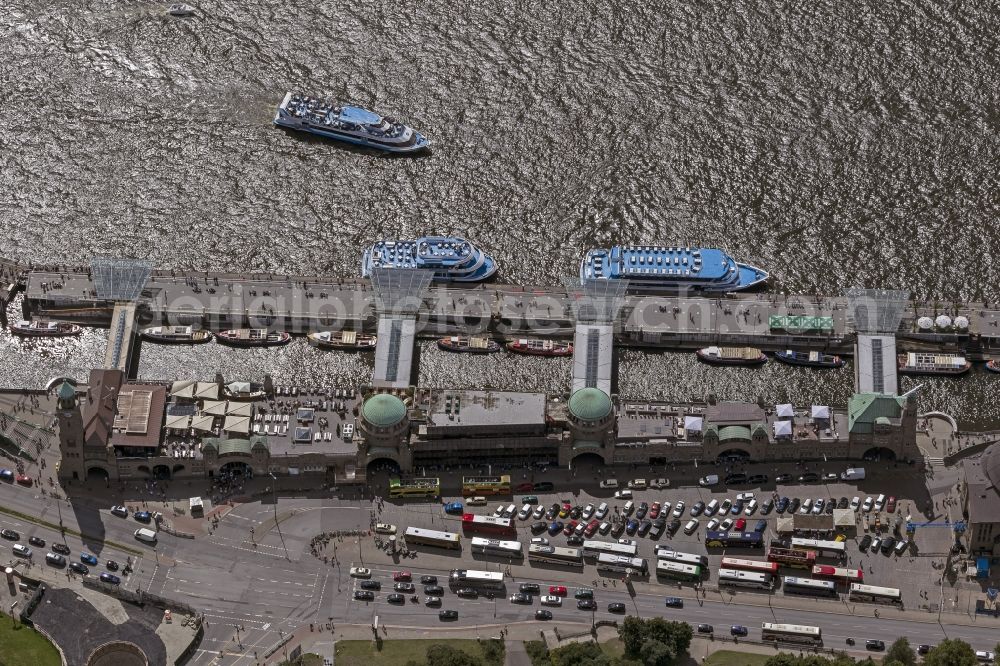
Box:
423;645;483;666
618;616;645;657
923;639;978;666
639;639;675;666
549;641;610;666
617;616;691;661
479;639;505;666
885;637;916;666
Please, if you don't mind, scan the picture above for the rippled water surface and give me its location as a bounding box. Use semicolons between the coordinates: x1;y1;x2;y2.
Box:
2;1;999;424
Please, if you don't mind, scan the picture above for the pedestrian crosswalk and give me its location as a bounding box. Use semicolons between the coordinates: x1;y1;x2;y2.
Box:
925;456;945;466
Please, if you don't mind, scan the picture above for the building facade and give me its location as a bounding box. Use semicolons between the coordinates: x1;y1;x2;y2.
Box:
960;443;1000;556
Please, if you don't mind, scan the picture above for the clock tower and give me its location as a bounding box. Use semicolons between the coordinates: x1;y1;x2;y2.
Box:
55;381;85;481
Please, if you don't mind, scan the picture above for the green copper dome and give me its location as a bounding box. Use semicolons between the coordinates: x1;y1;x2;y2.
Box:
362;393;407;427
568;388;612;421
57;381;76;401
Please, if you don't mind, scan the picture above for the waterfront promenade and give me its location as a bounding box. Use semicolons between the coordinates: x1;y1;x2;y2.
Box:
12;262;1000;355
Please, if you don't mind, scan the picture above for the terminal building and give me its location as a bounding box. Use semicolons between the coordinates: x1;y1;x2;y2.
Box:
56;371;920;484
960;442;1000;556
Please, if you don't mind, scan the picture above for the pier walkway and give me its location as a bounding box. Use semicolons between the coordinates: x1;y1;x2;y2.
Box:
104;303;137;372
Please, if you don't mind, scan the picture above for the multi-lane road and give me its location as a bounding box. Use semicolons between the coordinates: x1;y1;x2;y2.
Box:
2;478;998;665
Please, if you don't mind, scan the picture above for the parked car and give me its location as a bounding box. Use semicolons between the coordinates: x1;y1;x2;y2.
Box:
563;520;578;536
28;536;45;547
637;520;652;537
664;597;684;608
705;499;720;516
744;499;758;515
747;474;768;485
0;468;13;482
599;522;612;535
444;501;464;515
838;497;850;509
812;498;825;514
859;534;872;551
110;505;129;518
760;498;773;515
886;496;897;513
545;503;559;520
894;539;909;555
577;599;597;610
649;502;661;519
522;495;539;505
535;610;553;620
732;517;745;531
774;474;793;483
353;590;374;601
15;474;32;487
775;497;789;513
439;610;459;620
880;537;896;554
797;472;819;483
548;521;564;536
863;496;875;512
667;519;681;535
531;537;550;546
534;482;555;492
672;501;686;517
12;544;32;558
635;502;648;520
799;498;813;514
649;518;666;538
360;580;381;591
719;499;732;514
614;489;633;499
874;494;887;511
720;517;734;531
582;504;596;519
623;501;635;515
725;473;748;485
917;645;932;655
598;479;619;489
788;498;801;513
683;519;699;535
625;519;639;535
515;482;534;492
533;506;545;519
730;500;743;515
567;535;585;546
690;501;705;517
870;537;882;553
584;520;601;537
569;506;582;520
595;503;609;520
69;562;88;575
559;503;571;518
134;511;152;523
754;519;768;533
706;518;720;531
649;478;670;489
531;522;548;534
851;496;861;511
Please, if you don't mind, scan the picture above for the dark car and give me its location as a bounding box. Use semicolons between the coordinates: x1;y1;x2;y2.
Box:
798;472;819;483
635;502;649;520
725;473;748;485
444;501;464;515
439;610;459;620
917;645;932;655
569;506;582;520
456;588;478;598
664;597;684;608
838;497;850;509
28;536;45;547
668;519;681;535
106;560;119;571
731;625;749;637
80;553;98;566
857;535;869;552
638;519;653;537
567;535;585;546
535;610;553;620
731;500;744;515
520;583;540;594
866;639;885;651
760;499;773;515
649;518;666;538
387;593;405;604
531;521;548;534
577;599;597;610
510;593;532;604
45;552;66;567
69;562;89;575
0;529;19;540
880;537;896;554
788;498;801;513
522;495;539;505
534;482;555;492
51;543;71;555
775;497;789;513
545;504;560;520
625;519;639;535
99;572;121;585
747;474;768;485
691;501;705;516
134;511;152;523
697;624;714;634
775;474;793;483
515;482;534;492
548;521;564;536
753;519;768;533
420;575;438;585
608;602;626;613
360;580;381;591
424;585;444;595
825;501;835;514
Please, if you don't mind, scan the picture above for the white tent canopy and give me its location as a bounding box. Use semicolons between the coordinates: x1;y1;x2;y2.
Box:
954;315;969;329
917;316;934;330
164;414;191;430
194;382;220;400
226;401;253;417
223;415;251;434
170;380;196;398
684;416;703;433
190;414;216;432
776;403;794;418
811;405;831;419
773;420;793;437
935;315;952;328
202;400;228;416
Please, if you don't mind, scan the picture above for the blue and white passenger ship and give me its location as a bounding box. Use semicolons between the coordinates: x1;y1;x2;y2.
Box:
580;245;768;292
361;237;497;282
273;93;430;154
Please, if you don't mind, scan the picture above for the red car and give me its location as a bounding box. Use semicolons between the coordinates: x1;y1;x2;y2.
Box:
515;482;534;492
392;571;411;582
649;502;661;519
559;503;572;518
734;518;746;531
886;496;897;513
15;474;32;487
584;520;600;537
549;585;567;596
563;520;578;536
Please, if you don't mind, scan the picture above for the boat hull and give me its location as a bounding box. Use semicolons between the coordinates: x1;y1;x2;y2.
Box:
307;332;377;351
217;331;291;348
10;323;82;338
696;350;767;366
772;351;845;369
986;360;1000;374
141;330;213;345
506;341;573;357
437;338;501;354
897;365;971;376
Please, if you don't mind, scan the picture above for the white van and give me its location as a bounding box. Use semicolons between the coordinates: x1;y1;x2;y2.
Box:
627;479;647;490
623;500;635;515
595;502;609;519
705;499;720;516
517;504;532;520
466;496;488;506
841;468;866;481
698;474;719;487
598;479;619;489
374;523;396;535
134;528;158;544
13;543;32;558
874;494;887;511
504;503;517;519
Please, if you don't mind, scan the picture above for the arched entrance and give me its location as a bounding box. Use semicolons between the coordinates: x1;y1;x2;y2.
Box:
172;464;186;476
569;451;605;470
87;466;109;482
862;447;896;462
366;458;401;475
137;465;152;478
716;448;751;463
220;461;252;478
152;464;171;480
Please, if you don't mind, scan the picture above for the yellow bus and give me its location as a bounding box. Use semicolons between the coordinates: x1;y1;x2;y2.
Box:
461;475;511;497
388;477;441;499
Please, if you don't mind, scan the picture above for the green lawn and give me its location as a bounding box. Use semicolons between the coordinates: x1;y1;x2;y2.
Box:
0;620;62;666
703;650;772;666
335;639;493;665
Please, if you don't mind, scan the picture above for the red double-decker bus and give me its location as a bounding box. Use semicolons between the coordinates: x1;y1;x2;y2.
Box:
462;513;516;537
812;564;863;583
721;556;780;575
767;547;816;569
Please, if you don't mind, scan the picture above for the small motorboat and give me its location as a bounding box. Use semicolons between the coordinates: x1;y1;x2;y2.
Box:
141;325;213;344
695;346;767;366
10;320;82;338
167;3;196;16
986;359;1000;373
898;352;971;376
437;335;501;354
307;330;377;351
216;329;291;348
506;338;573;357
773;350;845;369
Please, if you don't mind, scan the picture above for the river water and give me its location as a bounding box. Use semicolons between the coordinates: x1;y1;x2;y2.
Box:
1;1;998;425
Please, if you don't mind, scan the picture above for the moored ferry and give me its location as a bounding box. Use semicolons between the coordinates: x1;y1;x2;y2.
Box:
580;245;768;292
141;325;213;344
10;320;81;337
437;336;501;354
273;93;430;154
986;360;1000;373
307;330;376;351
696;346;767;366
216;329;291;348
506;338;573;357
897;352;971;376
773;350;845;369
362;237;497;282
